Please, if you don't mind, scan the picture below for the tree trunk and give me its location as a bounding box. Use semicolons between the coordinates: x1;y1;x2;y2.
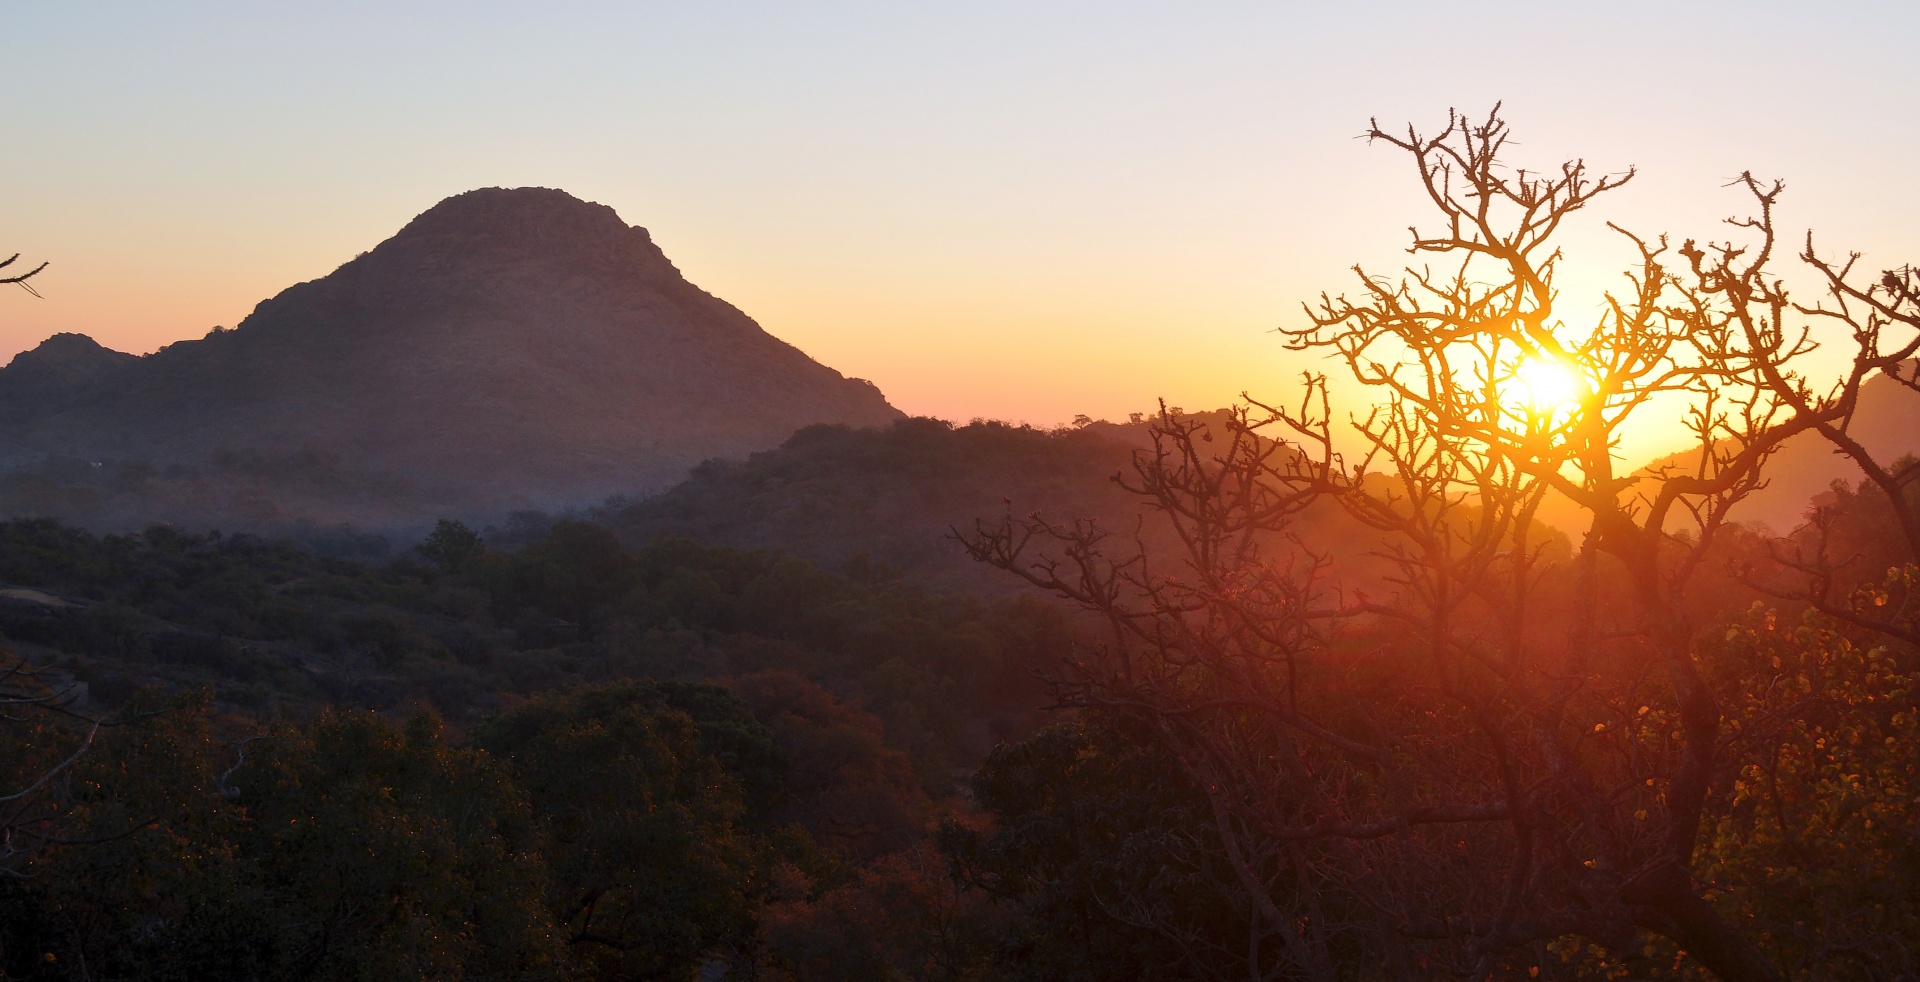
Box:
1625;864;1782;982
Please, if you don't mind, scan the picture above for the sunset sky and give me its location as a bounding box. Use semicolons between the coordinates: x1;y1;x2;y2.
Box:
3;1;1915;465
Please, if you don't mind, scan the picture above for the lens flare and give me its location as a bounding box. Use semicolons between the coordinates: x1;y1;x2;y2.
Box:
1512;357;1584;417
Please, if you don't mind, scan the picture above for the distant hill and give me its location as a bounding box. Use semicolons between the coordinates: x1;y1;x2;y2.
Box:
0;187;901;530
1726;371;1920;531
0;333;136;411
600;414;1371;594
599;417;1146;592
1533;370;1920;537
605;396;1920;597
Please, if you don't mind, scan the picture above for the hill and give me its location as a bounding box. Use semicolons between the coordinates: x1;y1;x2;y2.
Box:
601;417;1150;592
0;188;901;530
0;333;136;411
1532;370;1920;537
599;413;1373;594
1724;370;1920;531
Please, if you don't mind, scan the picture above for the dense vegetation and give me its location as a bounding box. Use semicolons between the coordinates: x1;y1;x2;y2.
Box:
592;412;1383;597
0;516;1062;780
7;109;1920;981
0;516;1074;978
5;465;1916;980
597;416;1160;594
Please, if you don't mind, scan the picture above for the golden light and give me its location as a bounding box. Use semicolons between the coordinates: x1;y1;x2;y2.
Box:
1510;357;1586;419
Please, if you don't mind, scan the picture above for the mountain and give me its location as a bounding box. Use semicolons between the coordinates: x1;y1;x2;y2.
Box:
0;187;902;525
0;333;137;413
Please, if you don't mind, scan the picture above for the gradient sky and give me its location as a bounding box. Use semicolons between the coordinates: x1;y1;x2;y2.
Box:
3;1;1915;464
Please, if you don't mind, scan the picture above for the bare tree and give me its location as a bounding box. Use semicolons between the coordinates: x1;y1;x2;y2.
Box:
963;107;1917;980
1706;189;1920;643
0;251;48;296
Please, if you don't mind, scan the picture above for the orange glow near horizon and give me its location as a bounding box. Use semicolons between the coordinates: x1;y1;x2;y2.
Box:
1;4;1912;479
0;244;1820;477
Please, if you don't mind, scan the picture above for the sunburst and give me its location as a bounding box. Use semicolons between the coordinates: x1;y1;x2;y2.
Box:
1510;356;1585;420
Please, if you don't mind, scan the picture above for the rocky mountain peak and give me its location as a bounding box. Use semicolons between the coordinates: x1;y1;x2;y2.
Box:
350;187;680;281
4;332;129;372
0;333;136;409
405;186;655;248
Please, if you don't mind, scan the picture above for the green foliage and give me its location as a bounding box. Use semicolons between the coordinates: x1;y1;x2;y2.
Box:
1691;596;1920;979
474;681;765;978
944;714;1282;981
1545;591;1920;980
498;520;634;631
0;516;1076;979
0;670;962;981
417;518;486;573
0;516;1066;786
0;691;274;981
9;506;1918;979
757;847;1004;982
332;606;434;667
600;417;1161;594
228;709;565;979
727;670;930;860
0;696;565;981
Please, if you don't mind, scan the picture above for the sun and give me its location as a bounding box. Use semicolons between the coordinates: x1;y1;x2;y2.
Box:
1511;357;1585;418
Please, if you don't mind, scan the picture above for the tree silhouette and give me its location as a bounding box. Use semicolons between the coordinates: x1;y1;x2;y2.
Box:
963;107;1919;979
0;251;47;296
